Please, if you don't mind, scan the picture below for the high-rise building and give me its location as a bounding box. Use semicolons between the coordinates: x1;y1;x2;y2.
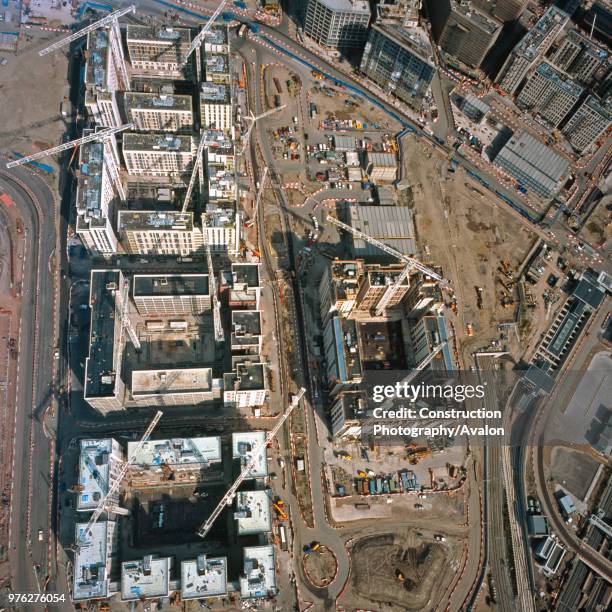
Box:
427;0;503;69
239;546;276;600
126;25;191;78
124;91;194;133
375;0;421;27
122;133;195;178
360;23;435;111
200;83;233;130
496;6;569;94
319;260;365;325
516;61;584;128
204;52;231;84
303;0;371;49
118;211;205;257
133;274;211;316
330;390;369;438
84;270;127;413
562;95;611;153
550;29;609;86
473;0;527;22
353;264;410;315
322;316;363;396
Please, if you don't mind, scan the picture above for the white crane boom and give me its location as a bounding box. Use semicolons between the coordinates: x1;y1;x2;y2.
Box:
78;410;163;547
205;242;224;343
102;139;126;201
110;18;131;91
245;166;268;228
375;263;411;316
38;5;136;56
183;0;229;63
181;133;207;215
326;215;452;288
6;124;134;168
239;105;286;154
197;388;306;538
119;279;141;351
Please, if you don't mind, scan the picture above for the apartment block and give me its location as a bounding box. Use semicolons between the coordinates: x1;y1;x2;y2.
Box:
232;431;268;479
496;6;568;94
323;316;363;396
231;310;263;355
551;28;609;85
562;95;611;153
304;0;371;49
202;23;230;54
84;270;127;413
330;390;369;438
427;0;503;69
360;23;435;111
319;259;365;325
204;52;231;84
126;25;191;78
517;61;583;127
234;490;271;535
73;521;118;602
240;546;276;599
123;133;195;178
77;438;124;512
133;274;210;316
181;555;228;601
125;91;193;133
200;83;233;130
354;263;410;315
121;556;171;601
225;263;262;309
223;361;267;408
118;211;204;257
406;314;445;366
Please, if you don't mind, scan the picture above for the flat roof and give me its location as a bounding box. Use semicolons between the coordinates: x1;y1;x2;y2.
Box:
232;310;262;336
181;556;227;600
126;25;191;44
121;556;171;600
206;53;229;73
118;210;194;231
240;545;276;599
86;28;110;90
452;0;502;33
372;22;432;59
131;368;213;396
133;274;209;297
73;521;114;601
317;0;370;14
573;275;605;309
235;490;272;535
232;263;260;287
202;23;228;45
84;270;122;399
123;132;194;153
76;139;105;222
125;91;192;112
232;431;268;479
128;436;221;468
201;82;231;103
533;61;584;97
345;205;417;257
77;439;121;511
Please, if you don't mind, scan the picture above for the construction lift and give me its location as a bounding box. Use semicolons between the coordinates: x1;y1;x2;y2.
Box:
75;410;163;549
245;166;268;228
197;388;306;538
325;215;452;315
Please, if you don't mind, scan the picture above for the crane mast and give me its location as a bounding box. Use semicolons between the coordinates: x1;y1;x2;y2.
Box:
375;263;411;316
6;124;134;168
77;410;163;547
239;105;286;154
205;242;224;343
197;388;306;538
181;133;207;215
326;215;452;288
183;0;229;63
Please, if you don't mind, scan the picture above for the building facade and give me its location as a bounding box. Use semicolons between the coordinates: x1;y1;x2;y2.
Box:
126;25;191;78
125;92;193;133
122;133;195;178
562;95;611;153
551;28;608;86
200;83;233;131
133;274;211;316
303;0;371;49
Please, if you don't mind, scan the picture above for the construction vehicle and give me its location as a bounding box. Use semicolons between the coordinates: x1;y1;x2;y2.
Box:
466;323;475;336
357;470;367;478
197;389;306;538
273;500;288;521
475;286;484;310
303;541;321;554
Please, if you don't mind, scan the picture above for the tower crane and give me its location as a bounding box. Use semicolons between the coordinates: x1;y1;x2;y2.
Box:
76;410;163;549
6;124;134;169
239;105;286;155
205;242;224;343
183;0;230;63
197;388;306;538
38;5;135;90
326;215;452;315
181;133;207;216
245;166;268;228
83;456;129;516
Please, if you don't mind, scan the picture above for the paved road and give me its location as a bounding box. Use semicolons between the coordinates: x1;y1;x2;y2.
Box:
0;164;59;599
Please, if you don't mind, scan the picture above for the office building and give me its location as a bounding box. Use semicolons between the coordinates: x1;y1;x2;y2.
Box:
472;0;527;22
84;270;127;413
75;138;122;256
118;211;205;257
303;0;371;50
551;29;608;86
493;131;570;198
121;556;171;601
232;431;268;479
77;439;124;512
516;61;584;127
323;316;363;395
123;133;195;178
240;546;276;599
319;260;365;325
84;27;126;127
223;361;267;408
562;95;611;153
126;25;191;78
125;91;193;133
127;436;222;487
427;0;503;69
234;491;272;535
72;521;118;602
231;310;263;355
360;23;435;111
330;390;369;438
130;367;221;407
200;83;233;130
181;555;228;601
133;274;210;316
580;1;612;48
496;6;569;94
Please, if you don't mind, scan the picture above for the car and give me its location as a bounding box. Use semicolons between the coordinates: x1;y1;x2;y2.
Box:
38;529;44;541
434;534;446;542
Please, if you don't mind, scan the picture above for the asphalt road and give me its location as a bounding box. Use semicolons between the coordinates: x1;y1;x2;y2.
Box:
0;164;59;599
